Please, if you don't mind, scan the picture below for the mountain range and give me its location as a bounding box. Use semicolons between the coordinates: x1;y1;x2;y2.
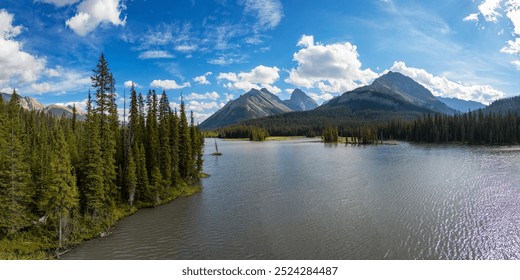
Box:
199;88;317;130
436;97;486;112
1;92;85;120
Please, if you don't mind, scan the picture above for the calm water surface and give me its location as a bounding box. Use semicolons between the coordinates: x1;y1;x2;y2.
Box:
63;138;520;259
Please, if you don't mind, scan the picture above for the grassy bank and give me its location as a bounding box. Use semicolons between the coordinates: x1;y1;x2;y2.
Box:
0;183;202;260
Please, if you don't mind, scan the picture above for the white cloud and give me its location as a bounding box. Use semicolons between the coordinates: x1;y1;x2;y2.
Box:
36;0;80;7
187;100;219;112
285;35;378;94
479;0;502;22
505;0;520;35
512;60;520;69
150;79;191;90
207;53;247;65
193;72;212;85
501;38;520;54
185;91;220;100
308;92;335;104
175;44;197;52
463;13;479;22
217;65;281;94
0;10;46;88
66;0;126;36
124;80;141;88
389;61;506;104
241;0;283;31
138;50;173;59
224;93;234;102
31;82;52;93
55;99;88;112
191;111;213;124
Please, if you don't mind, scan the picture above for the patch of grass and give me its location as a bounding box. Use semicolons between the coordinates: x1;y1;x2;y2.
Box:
266;136;305;141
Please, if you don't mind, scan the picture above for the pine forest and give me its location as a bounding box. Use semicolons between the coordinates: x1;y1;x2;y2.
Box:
0;54;204;259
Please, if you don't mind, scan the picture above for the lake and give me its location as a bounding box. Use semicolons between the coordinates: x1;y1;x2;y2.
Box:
63;138;520;259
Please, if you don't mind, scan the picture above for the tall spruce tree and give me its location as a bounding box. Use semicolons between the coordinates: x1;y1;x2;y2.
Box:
40;127;79;248
169;109;180;186
91;53;119;207
81;92;105;218
158;91;172;186
0;89;32;237
178;97;192;179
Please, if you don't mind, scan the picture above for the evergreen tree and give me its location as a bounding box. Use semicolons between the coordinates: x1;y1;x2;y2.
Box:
135;143;149;203
0;89;32;237
91;53;119;207
178;97;192;179
80;92;105;217
128;84;139;149
126;151;137;206
145;90;160;181
159;91;172;186
40;127;79;248
169;109;180;185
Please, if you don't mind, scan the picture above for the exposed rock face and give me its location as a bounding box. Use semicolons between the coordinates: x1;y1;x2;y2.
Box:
200;88;293;130
283;89;318;111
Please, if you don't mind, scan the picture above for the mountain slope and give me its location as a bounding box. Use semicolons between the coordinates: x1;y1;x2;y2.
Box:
245;72;458;135
283;89;318;111
1;91;45;111
483;95;520;114
319;71;455;115
1;91;85;119
199;88;293;130
437;97;486;112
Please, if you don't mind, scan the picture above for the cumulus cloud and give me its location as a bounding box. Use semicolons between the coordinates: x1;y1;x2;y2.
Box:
150;79;191;90
55;99;88;112
478;0;502;22
193;72;212;85
185;91;220;100
124;80;141;88
0;9;46;88
501;38;520;54
138;50;173;59
512;60;520;69
463;13;479;22
224;93;234;102
240;0;283;31
285;35;378;94
187;100;219;112
66;0;126;36
389;61;506;104
36;0;80;7
217;65;281;94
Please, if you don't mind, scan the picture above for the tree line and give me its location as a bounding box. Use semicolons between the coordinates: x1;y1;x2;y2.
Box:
0;54;204;257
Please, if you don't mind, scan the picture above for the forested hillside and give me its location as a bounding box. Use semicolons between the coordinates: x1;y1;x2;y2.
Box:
0;54;204;259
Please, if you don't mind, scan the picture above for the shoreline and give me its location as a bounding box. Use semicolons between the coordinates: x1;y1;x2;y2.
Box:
0;182;202;260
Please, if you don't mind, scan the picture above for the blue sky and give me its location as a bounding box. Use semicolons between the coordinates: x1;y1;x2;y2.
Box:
1;0;520;122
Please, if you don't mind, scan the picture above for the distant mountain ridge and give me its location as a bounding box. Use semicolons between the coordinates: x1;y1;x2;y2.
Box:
436;97;486;112
243;72;465;134
0;91;85;120
320;71;456;115
283;89;318;111
199;88;316;130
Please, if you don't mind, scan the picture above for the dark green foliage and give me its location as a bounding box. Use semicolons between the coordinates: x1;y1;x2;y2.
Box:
179;98;192;178
0;54;205;257
216;125;269;141
380;110;520;145
0;90;33;237
322;126;339;143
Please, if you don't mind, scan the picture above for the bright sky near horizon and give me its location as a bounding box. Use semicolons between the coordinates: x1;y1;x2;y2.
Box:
1;0;520;122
